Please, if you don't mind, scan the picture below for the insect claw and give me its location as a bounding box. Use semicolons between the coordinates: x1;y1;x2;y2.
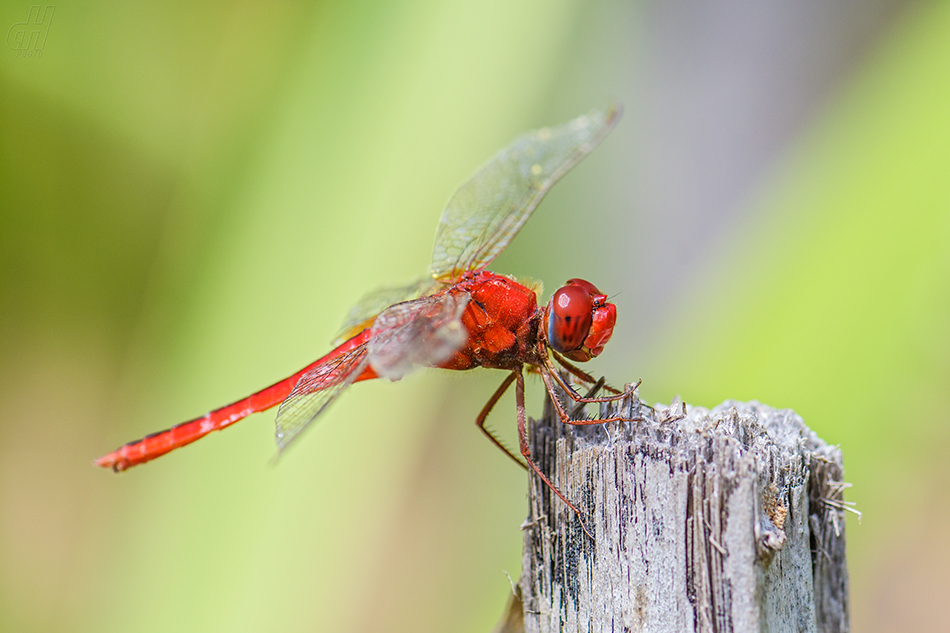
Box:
578;516;595;541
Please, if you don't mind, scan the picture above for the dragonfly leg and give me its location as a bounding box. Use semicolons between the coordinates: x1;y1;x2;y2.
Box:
551;352;658;415
551;350;623;395
515;366;593;539
476;372;526;470
570;376;606;419
542;351;637;406
539;366;641;426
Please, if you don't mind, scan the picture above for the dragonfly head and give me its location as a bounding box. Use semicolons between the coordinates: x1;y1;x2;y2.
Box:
546;278;616;362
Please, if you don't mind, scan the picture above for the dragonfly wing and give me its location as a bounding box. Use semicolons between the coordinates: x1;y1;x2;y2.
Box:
274;345;370;453
332;277;440;345
275;292;469;454
368;292;470;381
430;102;622;282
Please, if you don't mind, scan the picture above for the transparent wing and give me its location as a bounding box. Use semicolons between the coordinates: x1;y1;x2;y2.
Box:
274;291;470;454
430;102;622;282
332;277;440;345
274;345;370;453
368;292;470;381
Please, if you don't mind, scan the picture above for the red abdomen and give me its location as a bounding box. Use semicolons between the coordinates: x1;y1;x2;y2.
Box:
95;330;377;471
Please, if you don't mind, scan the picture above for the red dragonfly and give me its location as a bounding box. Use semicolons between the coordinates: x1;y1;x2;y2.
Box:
96;103;632;517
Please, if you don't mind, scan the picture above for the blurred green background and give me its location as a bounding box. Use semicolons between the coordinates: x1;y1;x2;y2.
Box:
2;1;948;631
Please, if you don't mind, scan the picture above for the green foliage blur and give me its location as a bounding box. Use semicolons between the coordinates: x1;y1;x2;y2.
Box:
1;2;947;632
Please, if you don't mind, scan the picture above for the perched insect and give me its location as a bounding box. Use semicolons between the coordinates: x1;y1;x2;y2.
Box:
96;103;633;520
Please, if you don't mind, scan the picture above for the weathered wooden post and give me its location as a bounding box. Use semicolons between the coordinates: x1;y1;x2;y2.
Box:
501;381;852;633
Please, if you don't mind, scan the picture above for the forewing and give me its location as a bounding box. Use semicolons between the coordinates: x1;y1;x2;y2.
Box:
332;277;439;345
368;292;469;381
430;102;622;282
274;345;370;453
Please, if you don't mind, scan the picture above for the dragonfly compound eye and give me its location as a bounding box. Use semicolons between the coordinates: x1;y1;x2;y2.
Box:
547;284;594;358
564;278;602;298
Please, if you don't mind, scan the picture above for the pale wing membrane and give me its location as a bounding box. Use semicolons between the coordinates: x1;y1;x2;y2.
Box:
275;293;469;453
368;292;469;381
430;102;622;281
274;345;370;453
332;277;439;345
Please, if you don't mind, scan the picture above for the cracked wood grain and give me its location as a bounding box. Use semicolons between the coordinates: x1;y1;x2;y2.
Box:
512;381;850;633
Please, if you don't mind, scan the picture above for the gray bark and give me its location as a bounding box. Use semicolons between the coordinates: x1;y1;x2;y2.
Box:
515;382;851;633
